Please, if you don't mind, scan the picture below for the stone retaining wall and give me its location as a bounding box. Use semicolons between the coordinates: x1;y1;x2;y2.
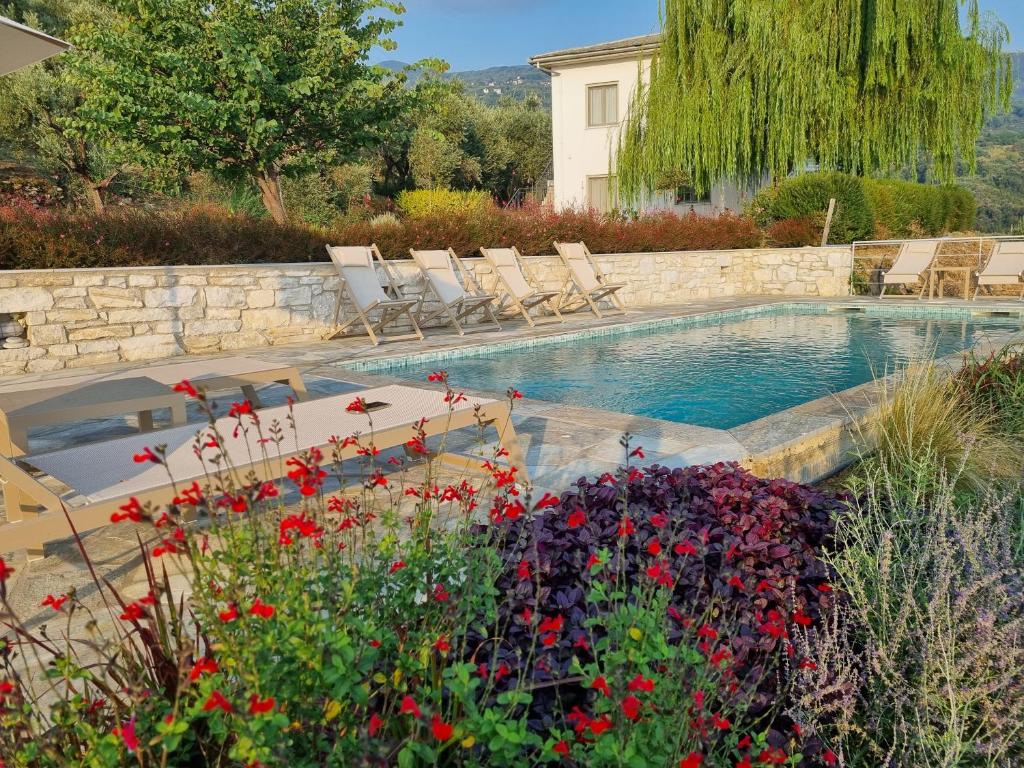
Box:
0;246;852;375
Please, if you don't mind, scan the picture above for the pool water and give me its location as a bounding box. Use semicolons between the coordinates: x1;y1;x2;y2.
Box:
366;311;1022;429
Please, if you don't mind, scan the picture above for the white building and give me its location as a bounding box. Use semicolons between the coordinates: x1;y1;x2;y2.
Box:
530;34;756;216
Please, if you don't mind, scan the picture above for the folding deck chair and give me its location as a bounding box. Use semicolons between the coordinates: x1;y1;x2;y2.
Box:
326;244;424;345
0;384;528;557
409;248;501;335
553;241;627;318
879;240;941;298
974;240;1024;300
480;246;563;326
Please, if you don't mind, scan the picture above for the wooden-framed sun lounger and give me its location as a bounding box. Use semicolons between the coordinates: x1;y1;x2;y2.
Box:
480;246;564;327
0;356;309;457
0;384;526;556
553;241;627;318
974;240;1024;300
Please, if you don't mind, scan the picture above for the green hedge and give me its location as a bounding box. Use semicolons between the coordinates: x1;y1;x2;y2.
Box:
751;172;976;243
0;201;763;270
395;189;495;219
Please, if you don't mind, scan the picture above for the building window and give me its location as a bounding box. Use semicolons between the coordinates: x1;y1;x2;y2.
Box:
675;185;712;205
587;83;618;127
587;175;618;214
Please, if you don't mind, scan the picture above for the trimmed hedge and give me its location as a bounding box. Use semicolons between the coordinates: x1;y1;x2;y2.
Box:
396;188;495;219
751;171;976;244
0;200;763;270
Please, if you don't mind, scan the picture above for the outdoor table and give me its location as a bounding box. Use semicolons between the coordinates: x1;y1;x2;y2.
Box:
927;265;974;299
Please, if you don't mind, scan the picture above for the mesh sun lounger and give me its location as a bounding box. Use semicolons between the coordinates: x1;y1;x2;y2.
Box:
0;384;527;556
0;356;309;457
553;241;626;318
480;247;564;327
326;244;424;345
409;248;501;335
974;240;1024;300
879;240;941;298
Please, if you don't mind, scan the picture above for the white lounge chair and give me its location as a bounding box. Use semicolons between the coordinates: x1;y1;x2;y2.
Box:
974;240;1024;300
479;246;564;327
0;355;309;457
879;240;941;298
409;248;501;335
553;241;626;318
326;244;424;345
0;384;527;556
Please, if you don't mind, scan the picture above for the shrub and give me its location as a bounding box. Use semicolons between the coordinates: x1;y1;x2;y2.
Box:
862;178;976;238
808;473;1024;766
396;189;495;219
0;201;764;269
765;216;822;247
954;342;1024;437
467;457;846;751
751;172;875;245
856;360;1023;500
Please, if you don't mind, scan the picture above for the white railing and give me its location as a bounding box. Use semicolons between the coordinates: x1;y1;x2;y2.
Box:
850;235;1024;294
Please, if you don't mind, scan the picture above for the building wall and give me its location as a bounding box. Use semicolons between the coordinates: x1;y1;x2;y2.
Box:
548;57;753;215
0;246;852;375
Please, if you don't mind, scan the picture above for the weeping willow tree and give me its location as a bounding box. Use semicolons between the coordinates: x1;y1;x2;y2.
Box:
618;0;1013;203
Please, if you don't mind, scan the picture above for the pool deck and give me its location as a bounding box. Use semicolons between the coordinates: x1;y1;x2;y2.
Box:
2;295;1023;620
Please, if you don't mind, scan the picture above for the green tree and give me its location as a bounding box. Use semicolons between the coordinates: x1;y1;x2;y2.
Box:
69;0;410;222
0;0;130;211
619;0;1013;203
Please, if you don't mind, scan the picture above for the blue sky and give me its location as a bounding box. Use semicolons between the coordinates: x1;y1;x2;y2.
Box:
386;0;1024;71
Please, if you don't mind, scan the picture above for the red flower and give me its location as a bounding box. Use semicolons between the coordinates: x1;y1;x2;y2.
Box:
189;657;218;681
650;512;668;528
434;636;451;654
389;560;406;574
427;371;448;383
674;541;697;556
646;539;662;556
728;575;745;590
120;602;146;622
228;400;253;418
538;614;563;633
509;389;523;400
399;695;421;718
585;553;601;569
248;694;275;715
41;594;68;611
792;610;813;627
430;713;453;741
535;492;560;509
617;516;635;537
133;447;160;464
588;715;613;736
517;559;531;580
630;446;645;459
590;676;611;697
541;633;558;647
218;604;238;622
680;752;703;768
627;674;654;693
822;749;837;765
0;557;14;582
111;497;144;524
203;690;232;713
433;583;450;602
345;398;367;414
712;712;731;730
696;624;718;640
621;695;642;720
369;712;384;736
553;740;570;757
567;508;586;528
249;598;275;619
113;718;138;752
172;379;198;398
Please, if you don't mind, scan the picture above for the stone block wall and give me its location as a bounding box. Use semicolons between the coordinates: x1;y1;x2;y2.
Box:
0;246;852;375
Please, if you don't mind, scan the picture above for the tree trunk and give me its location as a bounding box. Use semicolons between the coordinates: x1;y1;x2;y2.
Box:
256;168;288;224
84;183;105;213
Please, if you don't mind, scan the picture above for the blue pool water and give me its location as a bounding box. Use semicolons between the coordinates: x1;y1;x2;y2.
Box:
361;310;1022;429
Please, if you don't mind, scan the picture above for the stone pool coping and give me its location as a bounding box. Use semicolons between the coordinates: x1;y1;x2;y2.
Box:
332;299;1024;485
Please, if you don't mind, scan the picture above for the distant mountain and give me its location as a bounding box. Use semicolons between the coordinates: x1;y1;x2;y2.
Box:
376;60;550;108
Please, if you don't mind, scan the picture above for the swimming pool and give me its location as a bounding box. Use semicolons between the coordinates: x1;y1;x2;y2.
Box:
352;306;1023;430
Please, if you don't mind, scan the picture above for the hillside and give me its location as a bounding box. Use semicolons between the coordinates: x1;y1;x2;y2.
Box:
378;61;549;107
